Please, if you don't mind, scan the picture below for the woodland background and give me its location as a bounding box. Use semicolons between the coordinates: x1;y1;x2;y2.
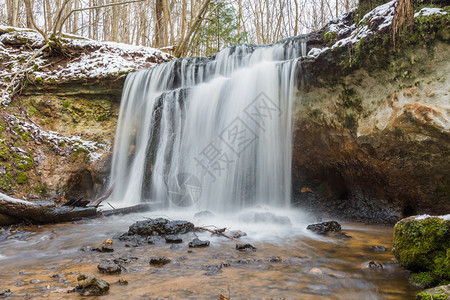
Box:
0;0;358;56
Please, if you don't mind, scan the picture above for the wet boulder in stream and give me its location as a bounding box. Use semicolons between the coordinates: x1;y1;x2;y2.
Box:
128;218;168;236
188;238;210;248
236;244;257;251
149;257;171;267
97;260;122;274
306;221;341;234
127;218;194;236
164;220;195;235
165;235;183;244
76;273;110;296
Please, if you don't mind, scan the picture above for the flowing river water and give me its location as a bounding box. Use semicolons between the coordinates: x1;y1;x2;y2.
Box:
0;208;418;299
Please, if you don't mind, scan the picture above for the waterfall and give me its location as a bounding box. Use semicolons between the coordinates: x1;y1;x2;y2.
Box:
109;38;305;212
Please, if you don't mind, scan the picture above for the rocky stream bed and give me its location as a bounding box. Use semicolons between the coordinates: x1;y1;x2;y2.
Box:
0;209;421;299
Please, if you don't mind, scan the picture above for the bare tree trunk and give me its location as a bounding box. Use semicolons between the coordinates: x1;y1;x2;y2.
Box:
294;0;299;35
320;0;324;28
25;0;34;28
45;0;51;32
7;0;20;27
155;0;164;47
121;3;129;43
179;0;187;42
173;0;211;57
73;0;79;34
112;3;119;41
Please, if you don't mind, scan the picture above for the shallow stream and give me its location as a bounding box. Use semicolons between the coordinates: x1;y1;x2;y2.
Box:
0;208;418;299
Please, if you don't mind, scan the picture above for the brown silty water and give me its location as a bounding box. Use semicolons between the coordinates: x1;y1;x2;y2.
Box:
0;209;418;299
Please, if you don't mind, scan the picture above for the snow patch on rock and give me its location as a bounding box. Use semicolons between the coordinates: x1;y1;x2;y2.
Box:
414;7;447;18
414;214;431;220
0;26;173;105
5;115;110;162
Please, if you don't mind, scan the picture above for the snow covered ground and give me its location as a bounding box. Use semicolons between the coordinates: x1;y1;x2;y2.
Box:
0;26;173;105
307;1;448;60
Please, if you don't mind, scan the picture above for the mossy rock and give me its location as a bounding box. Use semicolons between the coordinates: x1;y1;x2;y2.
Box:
416;284;450;300
393;216;450;287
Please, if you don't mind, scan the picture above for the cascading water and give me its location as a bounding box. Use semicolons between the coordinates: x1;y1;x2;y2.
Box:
109;38;306;212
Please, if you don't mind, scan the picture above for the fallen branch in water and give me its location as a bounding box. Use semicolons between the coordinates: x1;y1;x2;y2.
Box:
0;192;96;225
194;226;238;241
88;185;114;207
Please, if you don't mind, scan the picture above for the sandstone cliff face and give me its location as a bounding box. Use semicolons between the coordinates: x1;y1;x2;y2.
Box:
292;6;449;223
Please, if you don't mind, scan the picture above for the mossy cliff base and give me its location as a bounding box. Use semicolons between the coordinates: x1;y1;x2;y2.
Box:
393;216;450;289
416;284;450;300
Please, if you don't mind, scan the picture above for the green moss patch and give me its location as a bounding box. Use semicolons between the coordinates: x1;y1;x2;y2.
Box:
393;216;450;287
416;284;450;300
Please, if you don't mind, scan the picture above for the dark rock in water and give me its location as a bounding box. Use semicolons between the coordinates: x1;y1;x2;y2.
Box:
364;261;383;269
128;218;194;236
188;238;210;248
270;256;282;262
165;235;183;244
91;246;114;253
118;234;146;247
97;260;122;274
118;278;128;285
0;289;11;297
149;256;171;266
202;262;230;275
164;220;195;235
227;258;257;265
240;212;292;226
76;273;110;296
371;245;387;252
229;230;247;239
146;235;164;244
193;211;214;220
113;256;138;265
416;284;450;300
14;281;26;287
30;279;41;284
128;218;169;236
236;243;256;251
306;221;341;234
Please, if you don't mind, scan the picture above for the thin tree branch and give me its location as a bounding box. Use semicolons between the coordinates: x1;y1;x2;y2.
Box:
1;43;50;104
57;0;147;37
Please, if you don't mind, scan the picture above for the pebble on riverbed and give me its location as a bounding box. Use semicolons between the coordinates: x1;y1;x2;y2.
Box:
309;267;323;274
363;260;384;269
236;244;256;251
76;273;110;296
97;260;122;274
0;289;11;297
371;245;387;252
91;245;114;253
188;238;210;248
149;257;171;267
